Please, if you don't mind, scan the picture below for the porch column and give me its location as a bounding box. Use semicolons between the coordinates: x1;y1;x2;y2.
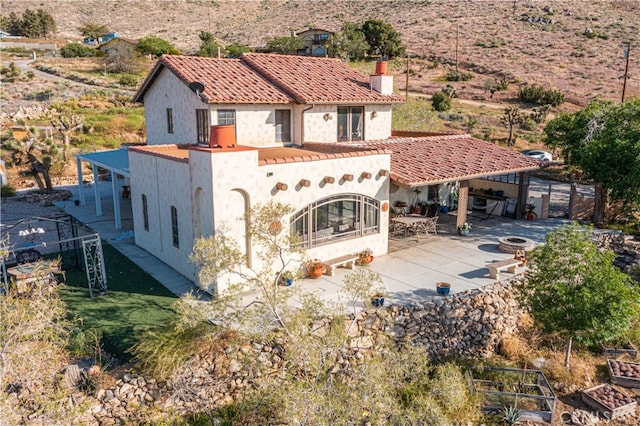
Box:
516;172;529;220
457;181;469;229
76;157;85;205
93;164;102;216
111;170;121;229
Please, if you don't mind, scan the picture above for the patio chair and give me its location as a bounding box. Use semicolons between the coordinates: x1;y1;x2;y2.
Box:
416;216;438;237
424;216;438;235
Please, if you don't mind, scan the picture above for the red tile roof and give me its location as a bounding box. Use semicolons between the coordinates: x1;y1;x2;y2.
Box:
134;55;292;104
242;53;404;104
133;53;405;105
305;134;541;186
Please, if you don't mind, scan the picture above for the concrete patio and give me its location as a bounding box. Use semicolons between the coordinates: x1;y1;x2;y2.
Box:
47;181;570;307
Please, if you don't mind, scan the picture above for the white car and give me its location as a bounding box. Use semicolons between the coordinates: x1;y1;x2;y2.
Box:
522;149;553;165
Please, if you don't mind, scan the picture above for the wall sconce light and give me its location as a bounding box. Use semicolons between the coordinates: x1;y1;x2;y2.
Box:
343;174;354;182
323;113;333;121
323;176;335;184
361;171;372;180
370;111;377;119
275;182;288;191
378;169;390;177
299;179;311;187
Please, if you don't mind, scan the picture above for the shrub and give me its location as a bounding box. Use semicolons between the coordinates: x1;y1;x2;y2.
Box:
1;184;16;197
431;91;451;111
60;43;95;58
118;74;139;87
445;70;472;81
518;84;565;106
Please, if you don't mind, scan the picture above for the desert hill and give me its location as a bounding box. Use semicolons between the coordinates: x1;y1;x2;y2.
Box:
2;0;639;105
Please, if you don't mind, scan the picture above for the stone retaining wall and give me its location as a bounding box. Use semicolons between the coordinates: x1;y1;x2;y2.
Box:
67;280;525;424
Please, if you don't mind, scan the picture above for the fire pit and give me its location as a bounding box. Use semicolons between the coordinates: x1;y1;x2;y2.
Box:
498;236;536;254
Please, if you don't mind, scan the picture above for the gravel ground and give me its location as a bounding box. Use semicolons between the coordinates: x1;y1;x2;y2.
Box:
1;191;94;261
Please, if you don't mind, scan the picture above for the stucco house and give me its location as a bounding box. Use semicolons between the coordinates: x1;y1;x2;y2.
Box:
295;28;333;57
76;53;540;295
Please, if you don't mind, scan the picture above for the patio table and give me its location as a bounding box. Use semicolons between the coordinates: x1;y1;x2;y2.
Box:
391;216;435;240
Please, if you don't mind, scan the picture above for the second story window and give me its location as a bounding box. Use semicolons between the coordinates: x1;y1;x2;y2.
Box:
217;109;235;126
337;106;364;142
196;109;209;144
275;110;291;143
166;108;174;134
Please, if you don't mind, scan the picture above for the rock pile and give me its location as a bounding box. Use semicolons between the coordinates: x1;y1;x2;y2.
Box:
595;230;640;279
359;280;523;359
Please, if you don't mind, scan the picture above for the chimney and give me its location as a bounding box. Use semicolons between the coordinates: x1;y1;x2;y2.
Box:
370;60;394;95
208;125;236;148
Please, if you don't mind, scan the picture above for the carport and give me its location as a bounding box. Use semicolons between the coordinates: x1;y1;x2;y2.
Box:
75;148;130;229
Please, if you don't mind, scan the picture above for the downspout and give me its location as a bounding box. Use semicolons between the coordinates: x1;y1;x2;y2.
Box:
300;104;314;147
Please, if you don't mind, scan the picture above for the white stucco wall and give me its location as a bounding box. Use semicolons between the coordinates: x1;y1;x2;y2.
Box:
302;105;393;143
130;145;390;294
212;104;294;147
143;69;209;146
129;150;197;281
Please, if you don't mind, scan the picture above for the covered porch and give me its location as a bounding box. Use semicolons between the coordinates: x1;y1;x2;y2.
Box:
74;148;132;230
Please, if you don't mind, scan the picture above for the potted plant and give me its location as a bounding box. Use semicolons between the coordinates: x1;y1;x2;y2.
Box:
524;203;537;221
306;259;325;278
436;282;451;295
356;248;374;266
458;222;472;236
279;270;295;286
370;290;386;307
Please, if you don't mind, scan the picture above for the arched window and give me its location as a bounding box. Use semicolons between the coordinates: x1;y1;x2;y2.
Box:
291;194;379;248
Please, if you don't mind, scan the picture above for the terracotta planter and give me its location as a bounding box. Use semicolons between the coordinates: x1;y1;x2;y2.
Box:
357;255;374;266
308;265;324;278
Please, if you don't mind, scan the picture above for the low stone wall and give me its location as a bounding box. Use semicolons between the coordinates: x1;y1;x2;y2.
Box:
76;280;525;423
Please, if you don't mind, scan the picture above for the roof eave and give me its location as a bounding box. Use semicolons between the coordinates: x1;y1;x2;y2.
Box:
392;166;541;188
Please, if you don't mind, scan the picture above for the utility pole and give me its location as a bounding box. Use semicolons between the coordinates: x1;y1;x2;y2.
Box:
455;24;459;73
405;55;409;100
621;41;632;103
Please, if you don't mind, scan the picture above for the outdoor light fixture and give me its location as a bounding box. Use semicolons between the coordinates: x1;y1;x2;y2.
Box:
323;113;333;121
370;111;377;119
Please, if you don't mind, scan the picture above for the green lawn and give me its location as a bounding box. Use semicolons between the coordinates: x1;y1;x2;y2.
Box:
58;243;178;360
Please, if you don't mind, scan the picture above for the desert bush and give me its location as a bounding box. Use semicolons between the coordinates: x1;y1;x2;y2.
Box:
60;43;95;58
432;91;451;111
118;74;139;87
0;260;76;422
445;69;472;81
518;84;565;106
1;184;16;197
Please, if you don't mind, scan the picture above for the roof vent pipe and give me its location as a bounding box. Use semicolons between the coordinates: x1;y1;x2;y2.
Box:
375;60;388;76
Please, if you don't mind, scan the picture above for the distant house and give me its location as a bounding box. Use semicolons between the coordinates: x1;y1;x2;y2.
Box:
99;37;137;56
101;31;119;43
83;31;120;45
296;28;333;57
